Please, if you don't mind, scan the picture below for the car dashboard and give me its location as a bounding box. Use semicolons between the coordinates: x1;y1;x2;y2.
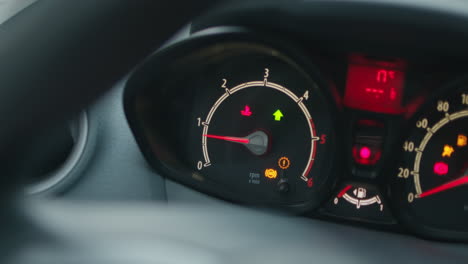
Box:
21;0;468;248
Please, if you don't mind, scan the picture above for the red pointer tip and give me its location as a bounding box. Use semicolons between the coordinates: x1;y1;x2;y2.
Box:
418;175;468;198
337;185;352;198
203;134;250;144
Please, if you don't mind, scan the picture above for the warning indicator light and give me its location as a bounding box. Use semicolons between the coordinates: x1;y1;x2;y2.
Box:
457;134;467;147
442;145;454;158
273;109;284;121
264;168;278;179
278;157;291;169
240;105;252;116
352;145;381;166
433;162;449;175
359;146;372;159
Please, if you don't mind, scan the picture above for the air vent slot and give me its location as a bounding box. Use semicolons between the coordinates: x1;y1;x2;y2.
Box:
25;112;88;195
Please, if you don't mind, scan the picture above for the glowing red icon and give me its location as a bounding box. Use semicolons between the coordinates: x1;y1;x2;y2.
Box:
433;162;449;175
240;105;252;117
352;145;381;166
359;146;372;159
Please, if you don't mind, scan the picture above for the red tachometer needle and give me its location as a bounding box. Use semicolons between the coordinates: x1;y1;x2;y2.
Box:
418;175;468;198
203;134;250;144
204;131;268;156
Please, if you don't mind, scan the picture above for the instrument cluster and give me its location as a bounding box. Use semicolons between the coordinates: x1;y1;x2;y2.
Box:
124;29;468;241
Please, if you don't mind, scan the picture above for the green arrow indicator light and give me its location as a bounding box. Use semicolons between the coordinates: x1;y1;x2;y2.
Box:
273;109;284;121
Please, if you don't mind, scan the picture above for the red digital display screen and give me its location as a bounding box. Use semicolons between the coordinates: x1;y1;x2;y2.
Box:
344;56;406;114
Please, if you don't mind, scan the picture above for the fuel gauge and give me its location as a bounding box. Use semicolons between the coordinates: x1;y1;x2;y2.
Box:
335;185;383;211
322;183;394;224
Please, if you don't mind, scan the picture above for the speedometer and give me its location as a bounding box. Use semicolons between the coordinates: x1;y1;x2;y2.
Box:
392;81;468;239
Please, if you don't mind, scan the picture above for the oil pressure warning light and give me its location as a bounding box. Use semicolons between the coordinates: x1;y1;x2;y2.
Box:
323;183;394;223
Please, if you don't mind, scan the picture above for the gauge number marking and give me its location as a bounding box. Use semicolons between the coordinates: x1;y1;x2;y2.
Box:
412;109;468;195
200;79;318;182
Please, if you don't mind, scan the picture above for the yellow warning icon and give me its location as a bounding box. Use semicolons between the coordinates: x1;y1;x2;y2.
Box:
457;134;467;147
278;157;291;169
264;168;278;179
442;145;454;158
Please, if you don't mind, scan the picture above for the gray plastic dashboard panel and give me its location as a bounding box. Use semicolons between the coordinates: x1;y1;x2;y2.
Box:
62;24;204;203
63;82;166;202
10;200;468;264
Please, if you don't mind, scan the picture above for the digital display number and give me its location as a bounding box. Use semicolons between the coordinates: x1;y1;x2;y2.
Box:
344;56;406;114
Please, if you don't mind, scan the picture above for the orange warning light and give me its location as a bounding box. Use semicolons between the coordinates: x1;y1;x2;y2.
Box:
264;168;278;179
278;157;291;169
442;145;455;158
457;134;467;147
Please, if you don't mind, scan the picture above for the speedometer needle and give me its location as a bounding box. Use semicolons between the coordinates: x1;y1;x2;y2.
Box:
418;175;468;198
204;131;269;155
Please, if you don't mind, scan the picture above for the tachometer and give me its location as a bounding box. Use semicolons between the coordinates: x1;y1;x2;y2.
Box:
200;77;318;180
124;31;340;211
185;43;337;209
392;81;468;239
196;72;319;198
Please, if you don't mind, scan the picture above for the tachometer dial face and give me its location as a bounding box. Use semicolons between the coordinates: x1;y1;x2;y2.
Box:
200;81;317;184
182;43;337;209
124;35;339;211
393;83;468;235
